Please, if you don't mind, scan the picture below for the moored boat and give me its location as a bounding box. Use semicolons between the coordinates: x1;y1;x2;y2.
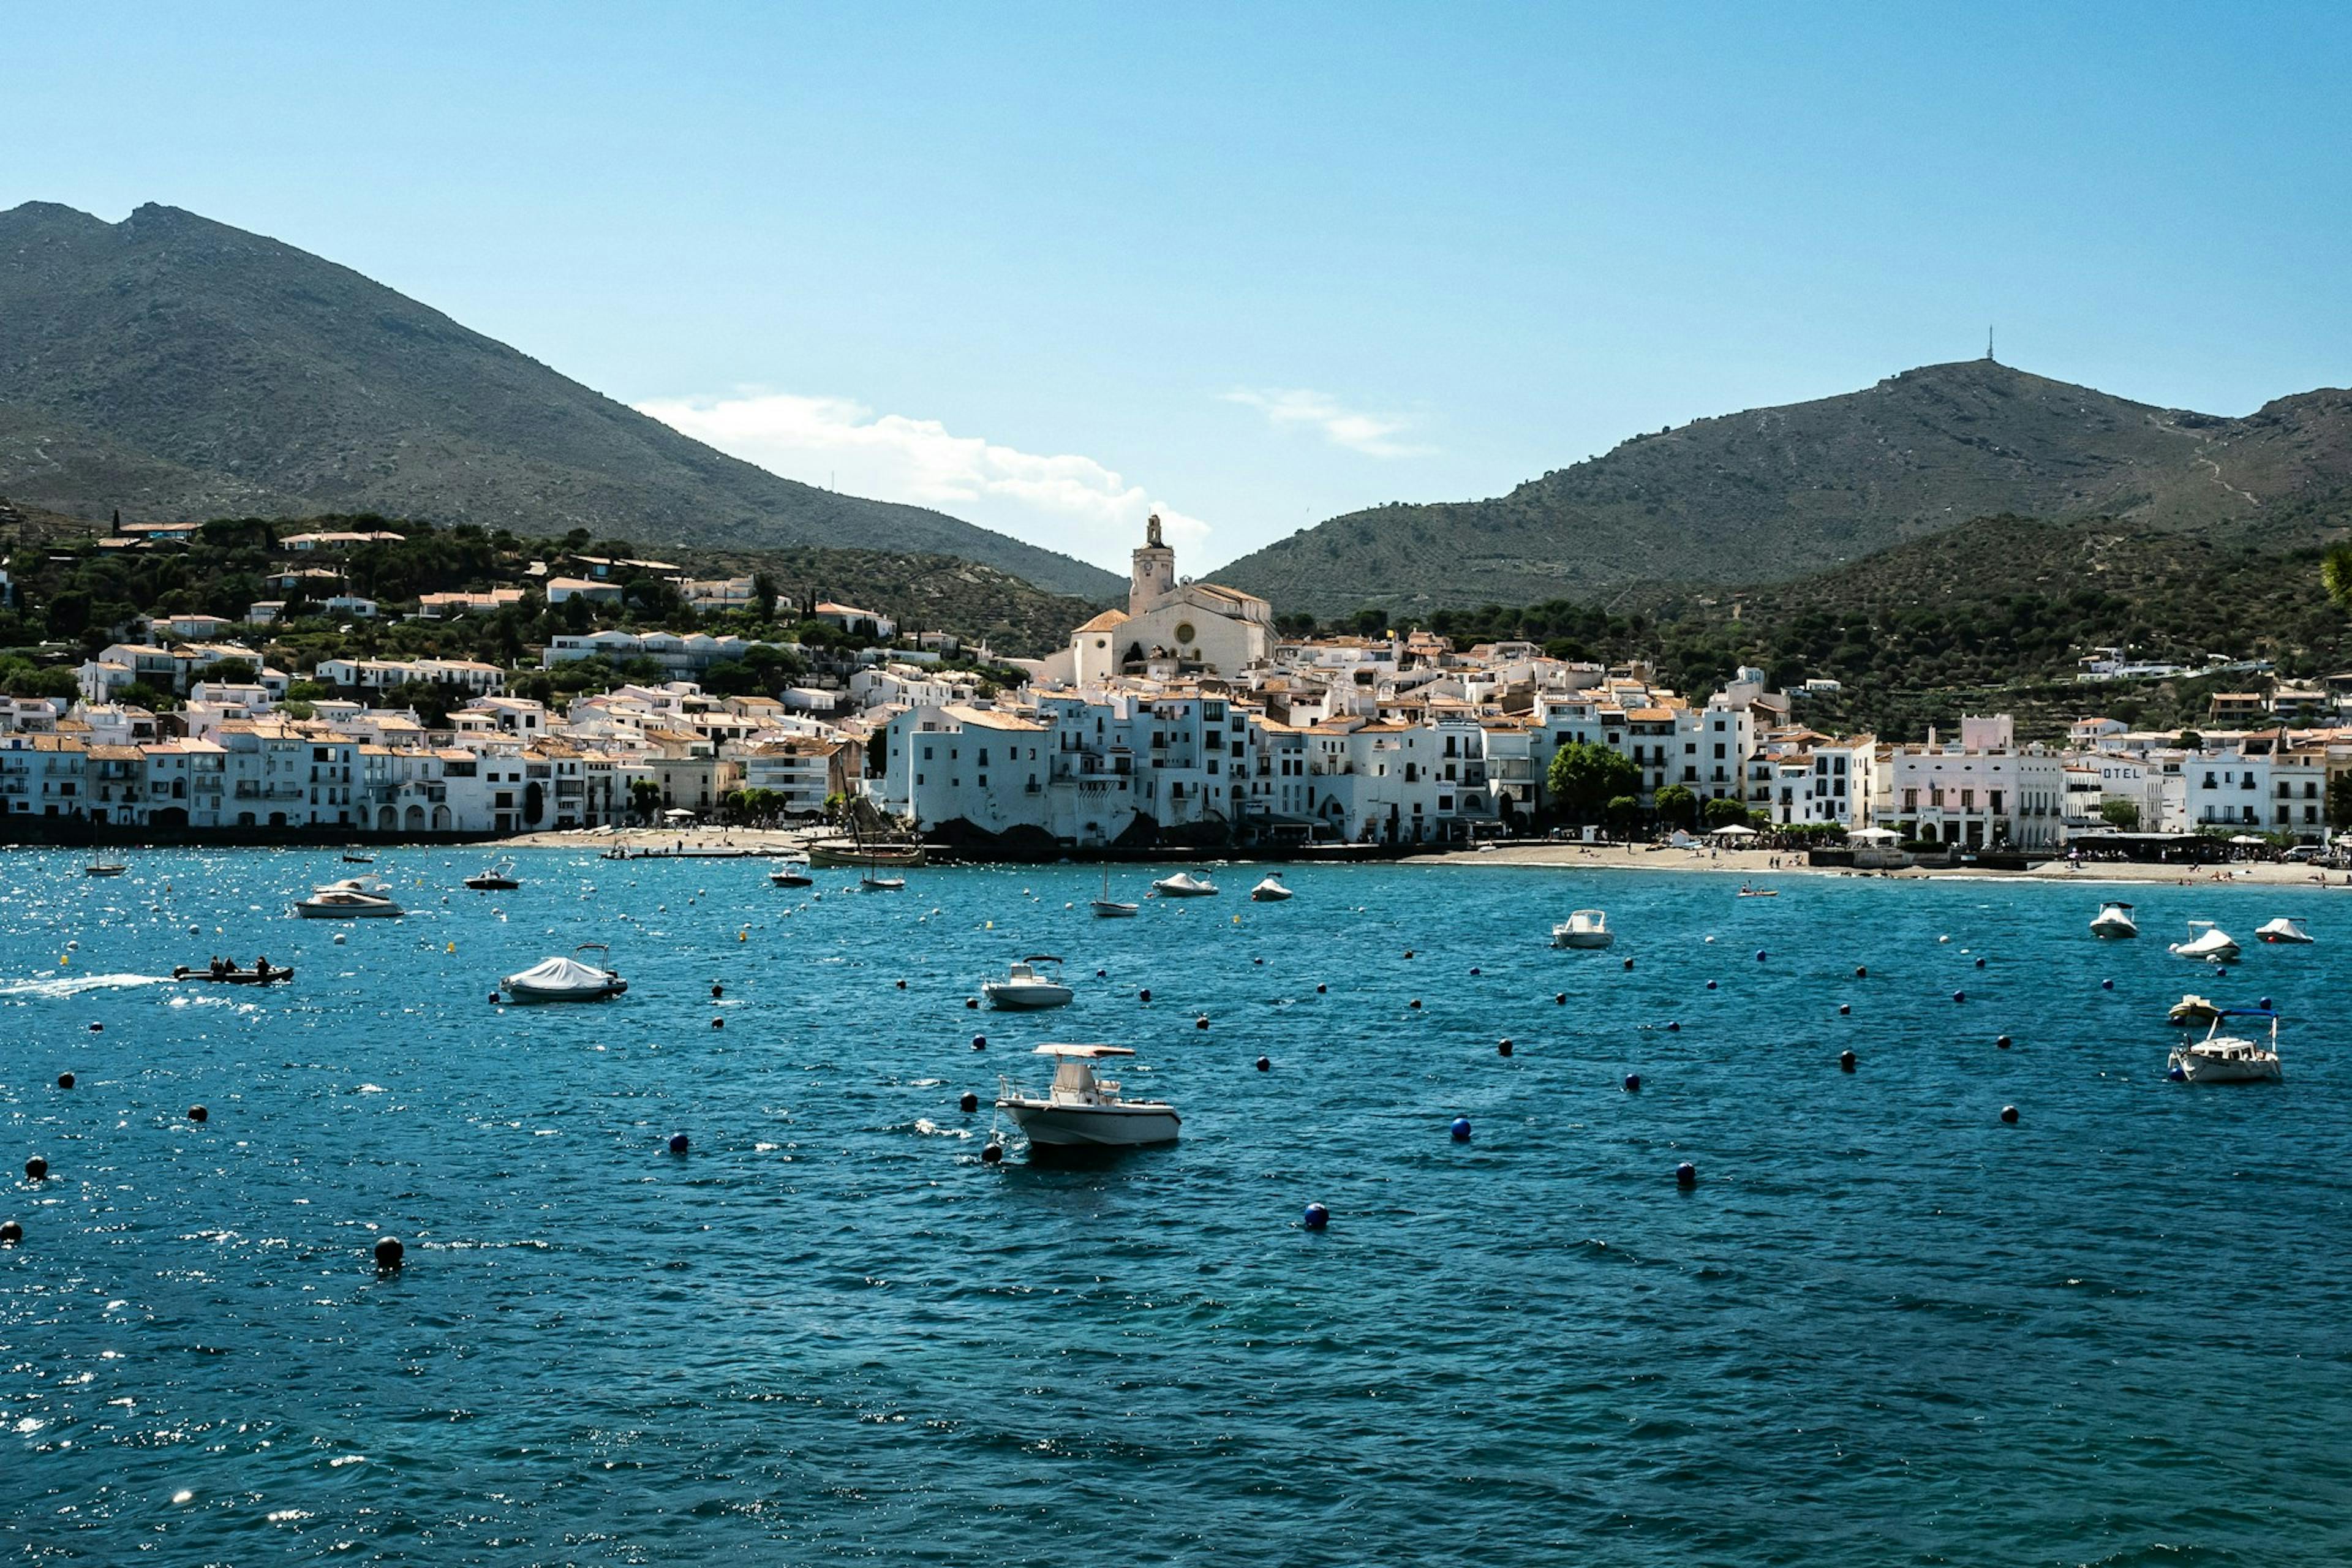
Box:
2169;993;2223;1027
1152;871;1218;897
769;862;814;888
1250;873;1294;902
84;857;126;877
997;1044;1180;1148
502;944;627;1003
2089;900;2139;939
1551;909;1613;949
982;956;1074;1010
2169;1008;2283;1084
2168;921;2241;962
464;860;521;891
860;872;907;891
2256;916;2314;944
809;839;925;869
296;876;404;919
1090;865;1138;917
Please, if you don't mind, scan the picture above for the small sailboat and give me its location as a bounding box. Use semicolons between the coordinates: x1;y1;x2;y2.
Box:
2169;1008;2283;1084
768;861;814;888
996;1044;1181;1148
1151;870;1218;897
2256;916;2314;944
2168;921;2241;962
1091;865;1138;918
860;872;907;891
464;859;521;891
83;855;126;877
1250;873;1294;902
1551;909;1613;949
983;956;1074;1010
502;943;627;1003
341;852;376;865
2089;900;2139;939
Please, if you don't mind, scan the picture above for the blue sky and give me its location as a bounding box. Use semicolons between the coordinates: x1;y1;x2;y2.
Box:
7;2;2349;573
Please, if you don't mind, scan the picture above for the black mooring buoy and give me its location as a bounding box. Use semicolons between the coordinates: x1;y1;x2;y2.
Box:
971;1034;987;1050
959;1090;979;1112
55;1072;73;1090
1196;1016;1210;1030
186;1104;207;1123
2000;1104;2019;1125
0;1219;20;1245
710;1016;724;1030
711;984;724;999
981;1140;1004;1165
1498;1038;1513;1057
1255;1055;1270;1072
1996;1035;2013;1050
1139;988;1152;1003
23;1156;47;1182
1675;1162;1697;1188
374;1235;404;1270
1839;1050;1856;1072
1623;1073;1641;1093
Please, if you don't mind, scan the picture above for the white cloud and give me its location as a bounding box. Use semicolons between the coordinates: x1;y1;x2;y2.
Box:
634;390;1209;573
1223;388;1430;458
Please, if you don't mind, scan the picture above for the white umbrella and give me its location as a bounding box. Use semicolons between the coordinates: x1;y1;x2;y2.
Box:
663;808;697;821
1849;827;1900;842
1711;824;1759;838
2228;834;2269;845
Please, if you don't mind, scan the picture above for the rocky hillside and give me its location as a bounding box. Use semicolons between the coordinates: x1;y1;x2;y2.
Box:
1216;360;2352;616
0;202;1122;601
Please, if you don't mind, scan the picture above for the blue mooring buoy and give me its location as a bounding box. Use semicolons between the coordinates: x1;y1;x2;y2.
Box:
1953;990;1966;1004
1755;950;1768;963
1675;1162;1697;1188
1623;1073;1641;1093
1450;1116;1472;1141
1302;1202;1330;1230
668;1133;689;1154
972;1034;987;1050
2101;979;2115;991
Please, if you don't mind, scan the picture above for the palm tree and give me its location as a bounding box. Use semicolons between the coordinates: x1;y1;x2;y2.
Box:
2324;542;2352;611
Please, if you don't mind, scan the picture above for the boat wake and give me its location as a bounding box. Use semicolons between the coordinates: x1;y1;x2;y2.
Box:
0;971;172;999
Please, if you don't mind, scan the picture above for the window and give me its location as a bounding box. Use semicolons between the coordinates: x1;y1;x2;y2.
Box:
1714;744;1725;760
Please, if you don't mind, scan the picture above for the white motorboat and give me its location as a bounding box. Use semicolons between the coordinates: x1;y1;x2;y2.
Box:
2168;921;2241;962
1249;873;1294;902
502;944;628;1003
769;862;814;888
1091;865;1139;917
295;876;404;919
2089;900;2139;939
982;956;1074;1010
996;1044;1180;1148
1551;909;1614;949
2169;1008;2283;1084
2256;916;2314;945
1152;871;1218;897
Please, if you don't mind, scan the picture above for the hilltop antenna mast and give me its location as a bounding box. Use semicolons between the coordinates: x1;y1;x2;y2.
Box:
1986;325;1996;363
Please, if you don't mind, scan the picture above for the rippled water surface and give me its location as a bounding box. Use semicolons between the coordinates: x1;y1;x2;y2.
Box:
4;850;2350;1565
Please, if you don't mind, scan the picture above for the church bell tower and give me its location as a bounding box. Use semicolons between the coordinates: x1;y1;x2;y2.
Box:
1129;512;1177;616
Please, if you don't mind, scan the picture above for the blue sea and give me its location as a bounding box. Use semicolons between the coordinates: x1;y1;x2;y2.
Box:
4;851;2349;1566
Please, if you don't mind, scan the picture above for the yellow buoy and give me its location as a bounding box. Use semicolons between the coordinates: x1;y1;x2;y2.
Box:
739;930;748;942
445;941;456;954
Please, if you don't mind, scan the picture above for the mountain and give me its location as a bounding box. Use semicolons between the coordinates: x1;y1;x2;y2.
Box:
1215;359;2352;617
0;202;1122;601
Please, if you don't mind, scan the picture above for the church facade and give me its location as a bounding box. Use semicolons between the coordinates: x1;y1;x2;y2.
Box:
1039;515;1275;687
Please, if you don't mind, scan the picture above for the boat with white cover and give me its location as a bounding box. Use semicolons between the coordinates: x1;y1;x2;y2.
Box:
2089;900;2139;939
296;876;404;919
1152;871;1218;897
768;862;813;888
1249;873;1294;902
2169;993;2223;1027
2256;916;2314;944
2169;921;2241;962
997;1044;1180;1147
1552;909;1614;949
502;944;627;1003
2170;1008;2283;1084
983;956;1074;1010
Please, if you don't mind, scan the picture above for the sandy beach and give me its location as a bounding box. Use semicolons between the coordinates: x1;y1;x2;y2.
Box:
1425;840;2352;891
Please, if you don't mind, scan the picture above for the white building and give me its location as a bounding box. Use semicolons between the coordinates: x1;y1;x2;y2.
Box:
1875;715;2070;850
1045;516;1273;687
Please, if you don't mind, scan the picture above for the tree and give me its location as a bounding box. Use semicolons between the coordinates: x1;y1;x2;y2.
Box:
1545;739;1642;823
628;778;663;823
1701;794;1750;831
1605;794;1641;833
2324;542;2352;611
751;571;780;620
1654;783;1697;829
2329;772;2352;831
2100;799;2141;831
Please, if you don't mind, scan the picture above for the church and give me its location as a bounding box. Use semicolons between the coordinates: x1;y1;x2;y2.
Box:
1033;516;1275;687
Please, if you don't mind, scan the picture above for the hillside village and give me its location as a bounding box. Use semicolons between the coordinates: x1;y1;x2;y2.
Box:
0;513;2348;853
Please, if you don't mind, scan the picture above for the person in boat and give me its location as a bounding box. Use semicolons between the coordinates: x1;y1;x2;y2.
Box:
210;956;227;979
253;956;271;981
